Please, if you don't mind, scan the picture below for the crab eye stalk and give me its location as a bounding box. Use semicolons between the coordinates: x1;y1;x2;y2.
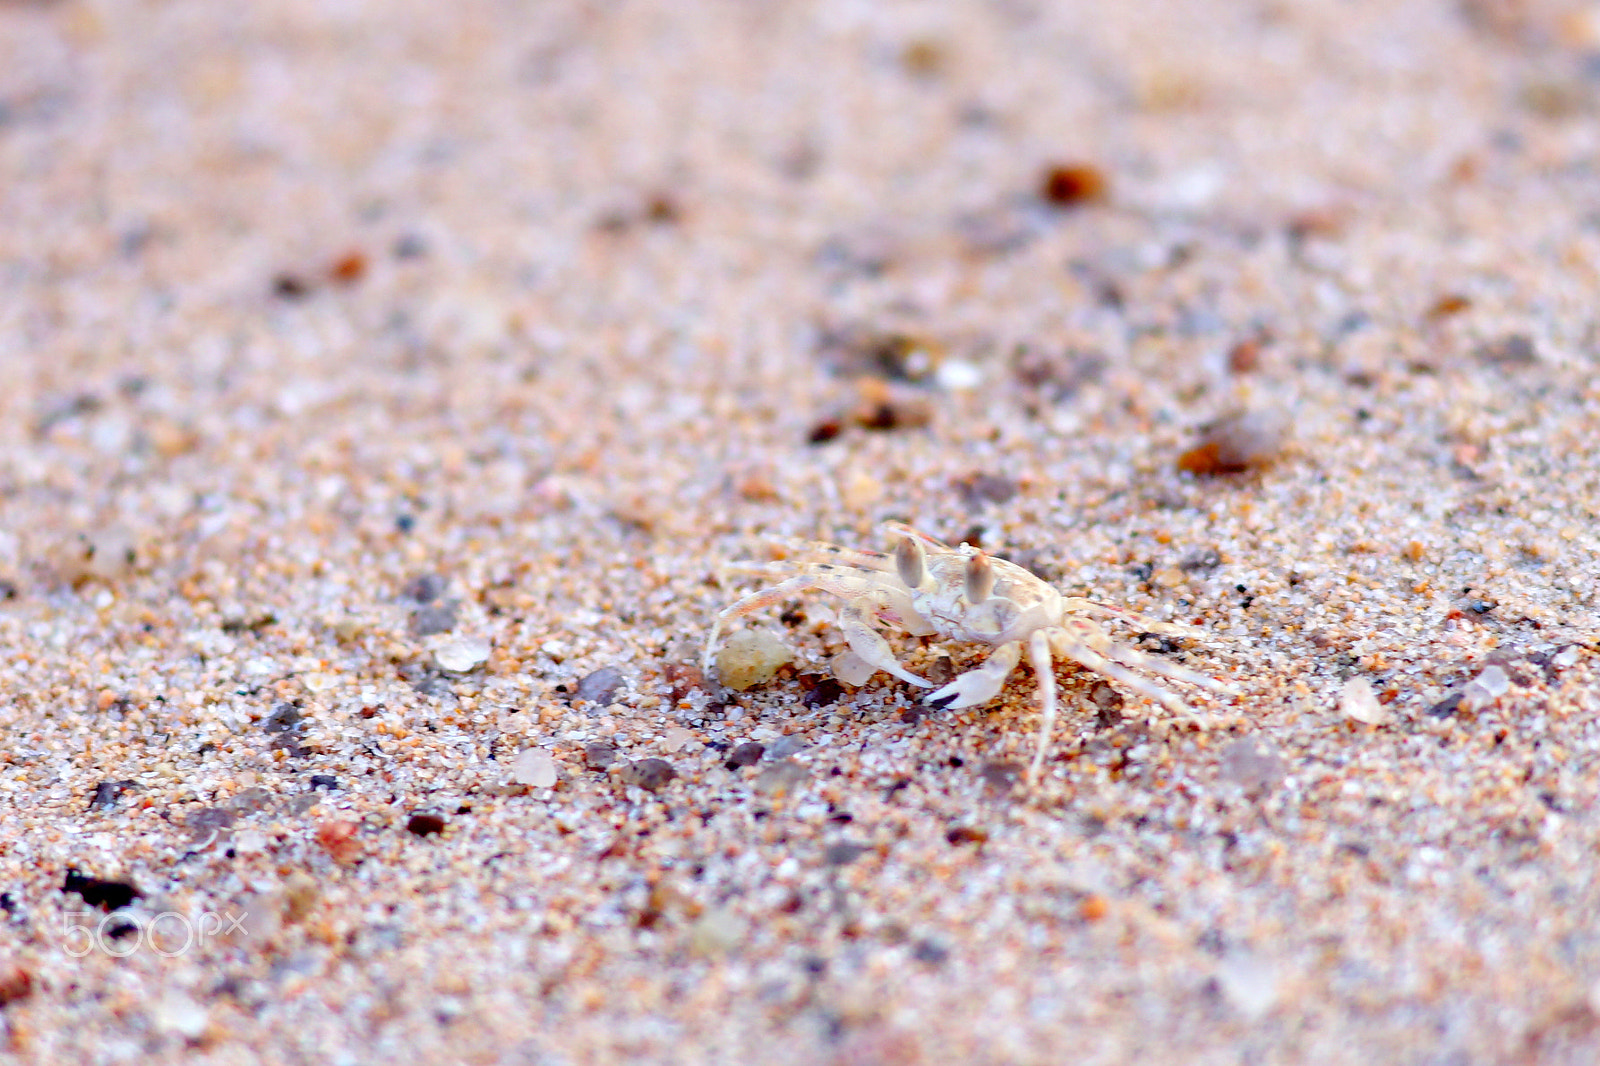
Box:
895;535;927;589
964;550;995;603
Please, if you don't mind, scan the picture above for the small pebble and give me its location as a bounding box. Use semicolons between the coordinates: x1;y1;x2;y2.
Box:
1463;665;1511;707
1218;738;1287;796
1475;332;1538;366
512;749;558;788
1339;677;1389;725
400;573;447;604
715;630;792;691
188;807;236;833
406;812;447;837
309;774;339;791
262;703;303;733
409;602;459;637
754;759;809;796
767;735;807;760
934;359;982;391
434;637;490;673
954;472;1018;509
573;667;625;706
1177;409;1291;475
1217;951;1281;1020
1427;690;1465;718
980;761;1022;792
584;743;618;770
725;742;766;770
822;842;872;866
802;677;844;708
1040;161;1109;207
315;820;364;865
688;907;746;956
831;650;876;687
231;787;275;814
662;726;694;752
0;963;33;1007
623;758;677;791
89;780;132;810
151;992;209;1041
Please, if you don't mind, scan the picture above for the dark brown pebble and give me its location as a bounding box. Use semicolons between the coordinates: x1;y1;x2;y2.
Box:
623;758;677;791
406;812;447;837
1227;337;1263;374
643;193;682;225
803;678;844;708
89;780;134;810
945;826;988;846
808;417;844;444
1040;162;1109;207
662;662;705;700
310;774;339;791
63;870;142;911
1091;682;1125;728
725;742;766;770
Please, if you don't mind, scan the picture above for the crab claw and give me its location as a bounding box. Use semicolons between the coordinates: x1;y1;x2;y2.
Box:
924;642;1022;710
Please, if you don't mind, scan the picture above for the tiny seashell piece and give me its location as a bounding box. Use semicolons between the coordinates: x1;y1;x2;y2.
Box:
1339;677;1388;725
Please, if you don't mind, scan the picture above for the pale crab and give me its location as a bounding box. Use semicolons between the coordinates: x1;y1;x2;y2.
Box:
704;523;1230;781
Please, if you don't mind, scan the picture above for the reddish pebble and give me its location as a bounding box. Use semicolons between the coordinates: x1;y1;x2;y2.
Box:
315;820;364;864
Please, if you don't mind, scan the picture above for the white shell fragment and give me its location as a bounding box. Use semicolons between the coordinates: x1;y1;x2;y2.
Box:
512;748;558;788
1339;677;1388;725
1461;665;1510;711
434;637;491;673
831;650;877;687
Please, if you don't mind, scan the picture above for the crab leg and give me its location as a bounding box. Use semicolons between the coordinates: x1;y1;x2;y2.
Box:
839;600;931;687
1027;629;1057;783
703;574;820;676
1051;632;1203;721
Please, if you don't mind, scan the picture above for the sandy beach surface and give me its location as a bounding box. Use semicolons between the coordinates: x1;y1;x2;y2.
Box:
4;1;1600;1062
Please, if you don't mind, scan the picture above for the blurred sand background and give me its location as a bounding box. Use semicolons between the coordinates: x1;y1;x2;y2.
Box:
4;0;1600;1062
